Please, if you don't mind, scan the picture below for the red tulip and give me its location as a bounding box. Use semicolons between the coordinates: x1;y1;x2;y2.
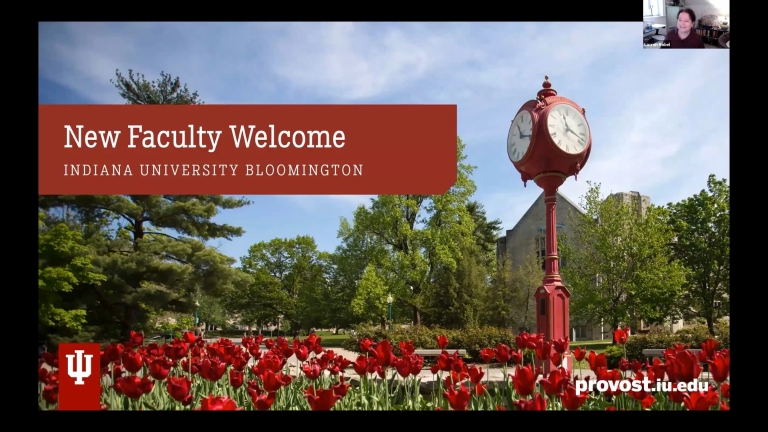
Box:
572;347;586;362
333;377;350;397
480;348;496;363
494;344;512;363
42;352;58;368
467;365;484;384
587;351;607;371
535;339;552;361
130;330;144;345
166;376;193;405
199;395;241;410
515;332;534;350
614;327;629;345
302;361;322;380
539;368;568;395
443;383;471;410
182;332;197;344
359;338;373;353
104;344;123;363
513;393;547;410
560;384;588;410
551;352;562;367
42;384;58;404
700;338;719;359
114;375;153;399
683;388;720;411
719;402;729;411
719;383;730;399
552;336;569;354
304;385;342;410
148;357;173;380
249;390;276;411
706;351;730;383
374;340;396;368
618;358;630;372
199;358;227;382
229;369;244;388
511;364;536;396
399;340;415;356
261;370;291;392
436;335;449;350
666;350;701;383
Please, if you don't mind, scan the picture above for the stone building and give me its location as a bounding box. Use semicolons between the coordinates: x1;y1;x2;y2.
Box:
496;190;686;341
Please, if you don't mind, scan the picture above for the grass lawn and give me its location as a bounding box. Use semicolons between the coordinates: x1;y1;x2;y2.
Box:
314;331;349;348
570;339;611;370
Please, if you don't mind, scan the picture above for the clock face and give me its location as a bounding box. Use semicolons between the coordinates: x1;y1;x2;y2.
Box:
507;110;533;162
546;104;589;154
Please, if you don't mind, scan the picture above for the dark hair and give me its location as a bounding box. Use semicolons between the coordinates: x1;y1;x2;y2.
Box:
677;8;696;24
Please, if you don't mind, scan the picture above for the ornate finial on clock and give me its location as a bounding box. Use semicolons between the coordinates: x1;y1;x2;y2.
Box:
582;107;586;116
537;75;557;98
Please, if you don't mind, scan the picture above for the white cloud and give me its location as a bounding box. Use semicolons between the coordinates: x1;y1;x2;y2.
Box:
284;195;374;211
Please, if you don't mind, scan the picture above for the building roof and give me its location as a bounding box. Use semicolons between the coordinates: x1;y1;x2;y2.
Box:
504;191;585;234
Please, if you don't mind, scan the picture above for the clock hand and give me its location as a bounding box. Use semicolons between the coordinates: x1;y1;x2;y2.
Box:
516;124;523;139
521;133;531;139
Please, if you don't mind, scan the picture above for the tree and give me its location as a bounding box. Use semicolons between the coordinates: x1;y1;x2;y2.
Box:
351;264;391;328
39;195;252;340
483;253;516;328
559;183;688;340
38;212;106;335
197;293;230;329
508;246;544;332
239;236;328;333
111;69;204;105
667;175;730;335
344;137;478;325
37;70;252;340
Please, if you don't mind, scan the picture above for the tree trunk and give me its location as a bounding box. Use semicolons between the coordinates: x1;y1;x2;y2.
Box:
380;316;386;330
412;306;421;326
706;316;715;335
611;319;620;344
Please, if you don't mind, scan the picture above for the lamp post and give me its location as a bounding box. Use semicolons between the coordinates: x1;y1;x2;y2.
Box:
387;295;393;330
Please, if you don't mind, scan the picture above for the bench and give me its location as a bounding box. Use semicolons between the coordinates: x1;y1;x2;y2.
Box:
414;349;467;358
642;349;701;358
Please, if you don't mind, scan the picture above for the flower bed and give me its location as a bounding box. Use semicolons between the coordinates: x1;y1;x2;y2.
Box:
37;329;730;410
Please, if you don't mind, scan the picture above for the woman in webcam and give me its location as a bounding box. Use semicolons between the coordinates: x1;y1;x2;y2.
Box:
662;8;705;48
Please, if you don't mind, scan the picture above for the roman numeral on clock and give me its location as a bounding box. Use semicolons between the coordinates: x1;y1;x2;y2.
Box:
551;132;557;137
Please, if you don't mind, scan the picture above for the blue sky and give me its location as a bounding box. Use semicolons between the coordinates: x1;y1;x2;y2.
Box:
39;22;730;263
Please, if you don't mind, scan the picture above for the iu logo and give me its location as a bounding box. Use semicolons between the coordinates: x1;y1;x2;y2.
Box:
66;350;93;385
58;343;101;410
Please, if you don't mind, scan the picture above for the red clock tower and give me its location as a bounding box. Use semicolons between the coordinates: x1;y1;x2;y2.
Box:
506;76;592;375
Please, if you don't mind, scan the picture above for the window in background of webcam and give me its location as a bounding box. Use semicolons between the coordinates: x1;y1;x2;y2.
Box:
643;0;665;18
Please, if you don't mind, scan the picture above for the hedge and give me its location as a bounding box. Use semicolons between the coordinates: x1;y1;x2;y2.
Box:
341;325;516;363
341;321;730;365
624;322;730;363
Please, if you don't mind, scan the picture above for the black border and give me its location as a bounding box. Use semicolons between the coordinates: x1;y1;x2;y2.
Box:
36;0;740;416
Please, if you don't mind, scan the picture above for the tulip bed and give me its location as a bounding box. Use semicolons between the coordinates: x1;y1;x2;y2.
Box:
37;328;730;410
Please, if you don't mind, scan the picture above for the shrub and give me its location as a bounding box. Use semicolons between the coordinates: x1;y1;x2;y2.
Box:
341;325;516;362
603;344;624;368
625;324;730;362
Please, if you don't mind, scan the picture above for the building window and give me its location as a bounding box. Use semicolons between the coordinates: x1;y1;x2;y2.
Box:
643;0;664;17
535;236;546;271
574;326;587;339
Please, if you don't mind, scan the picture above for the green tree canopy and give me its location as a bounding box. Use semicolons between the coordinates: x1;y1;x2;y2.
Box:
560;183;688;339
667;174;730;334
38;212;106;334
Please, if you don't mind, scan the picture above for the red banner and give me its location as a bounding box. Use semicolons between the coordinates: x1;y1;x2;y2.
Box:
57;343;101;410
39;105;457;195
